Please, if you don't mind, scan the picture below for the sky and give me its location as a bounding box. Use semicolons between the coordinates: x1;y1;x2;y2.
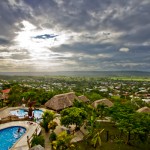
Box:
0;0;150;72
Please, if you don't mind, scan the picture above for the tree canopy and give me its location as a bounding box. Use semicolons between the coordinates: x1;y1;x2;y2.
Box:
60;107;87;128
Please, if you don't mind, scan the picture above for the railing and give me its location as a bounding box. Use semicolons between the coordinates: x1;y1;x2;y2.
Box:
27;124;41;148
0;115;29;124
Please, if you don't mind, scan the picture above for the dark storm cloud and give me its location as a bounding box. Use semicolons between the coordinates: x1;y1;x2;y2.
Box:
51;42;116;55
0;37;10;45
121;25;150;43
0;0;32;41
24;0;148;33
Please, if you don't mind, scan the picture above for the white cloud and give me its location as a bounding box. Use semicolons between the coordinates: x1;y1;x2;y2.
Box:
119;47;130;52
21;20;36;31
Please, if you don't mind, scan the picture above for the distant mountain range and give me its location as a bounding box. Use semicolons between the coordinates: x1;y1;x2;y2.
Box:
0;71;150;77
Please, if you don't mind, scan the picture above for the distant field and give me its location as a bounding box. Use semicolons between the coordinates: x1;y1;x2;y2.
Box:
111;77;150;81
0;71;150;77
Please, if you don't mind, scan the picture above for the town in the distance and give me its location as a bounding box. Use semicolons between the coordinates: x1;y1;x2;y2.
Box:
0;74;150;150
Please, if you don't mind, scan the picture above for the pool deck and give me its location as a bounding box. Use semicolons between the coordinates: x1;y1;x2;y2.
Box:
0;107;46;119
0;121;41;150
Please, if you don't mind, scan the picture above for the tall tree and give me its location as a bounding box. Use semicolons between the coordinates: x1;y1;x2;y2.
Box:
96;103;108;119
109;102;150;144
61;107;87;129
84;120;104;148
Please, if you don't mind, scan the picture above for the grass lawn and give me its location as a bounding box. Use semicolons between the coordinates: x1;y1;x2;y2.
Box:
75;122;150;150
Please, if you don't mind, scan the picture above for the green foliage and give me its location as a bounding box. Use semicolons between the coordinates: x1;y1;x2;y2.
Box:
85;92;102;101
91;128;104;147
97;104;108;118
49;131;57;141
8;93;21;106
52;131;75;150
21;91;37;101
109;102;150;144
111;95;121;101
41;111;55;132
86;110;97;131
73;99;85;108
61;107;87;128
109;102;136;122
31;135;45;147
84;123;104;148
116;112;150;144
48;121;58;130
131;98;149;109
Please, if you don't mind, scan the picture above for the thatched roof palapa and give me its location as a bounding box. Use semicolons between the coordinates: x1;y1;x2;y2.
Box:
92;99;114;108
137;106;150;113
45;92;78;111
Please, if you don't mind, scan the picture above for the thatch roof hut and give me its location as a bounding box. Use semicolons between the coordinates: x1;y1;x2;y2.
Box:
137;106;150;113
45;92;78;111
78;95;90;103
92;99;114;108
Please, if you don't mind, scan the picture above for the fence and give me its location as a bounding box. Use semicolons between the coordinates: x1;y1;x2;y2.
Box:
0;115;30;124
27;124;41;148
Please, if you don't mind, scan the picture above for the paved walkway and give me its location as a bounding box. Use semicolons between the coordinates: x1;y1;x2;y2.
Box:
41;128;52;150
53;117;88;143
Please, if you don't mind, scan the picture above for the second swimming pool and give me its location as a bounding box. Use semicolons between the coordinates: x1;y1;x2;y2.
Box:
10;109;43;119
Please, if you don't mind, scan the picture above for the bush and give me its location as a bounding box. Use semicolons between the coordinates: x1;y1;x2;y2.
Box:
41;111;55;132
49;131;57;141
31;135;45;147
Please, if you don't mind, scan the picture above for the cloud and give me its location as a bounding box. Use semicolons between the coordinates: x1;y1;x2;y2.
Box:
119;47;130;52
0;0;150;72
0;37;11;45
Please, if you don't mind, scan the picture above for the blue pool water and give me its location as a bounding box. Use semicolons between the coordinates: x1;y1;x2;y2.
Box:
0;126;26;150
10;109;43;119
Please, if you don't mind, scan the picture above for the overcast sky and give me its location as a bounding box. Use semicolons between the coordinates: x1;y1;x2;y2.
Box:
0;0;150;72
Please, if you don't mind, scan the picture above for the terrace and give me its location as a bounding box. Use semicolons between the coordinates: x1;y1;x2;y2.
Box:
0;106;45;149
0;121;41;150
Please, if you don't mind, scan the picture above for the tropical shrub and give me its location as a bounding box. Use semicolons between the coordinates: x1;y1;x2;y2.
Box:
31;135;45;147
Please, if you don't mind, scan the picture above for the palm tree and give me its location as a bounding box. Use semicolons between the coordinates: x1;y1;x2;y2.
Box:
85;112;104;148
91;128;104;148
85;127;104;148
41;111;55;132
96;104;108;119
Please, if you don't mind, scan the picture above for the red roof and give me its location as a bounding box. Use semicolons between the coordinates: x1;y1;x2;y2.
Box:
2;89;10;93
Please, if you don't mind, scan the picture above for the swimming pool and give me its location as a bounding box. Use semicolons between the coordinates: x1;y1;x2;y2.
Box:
0;126;26;150
10;109;43;119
